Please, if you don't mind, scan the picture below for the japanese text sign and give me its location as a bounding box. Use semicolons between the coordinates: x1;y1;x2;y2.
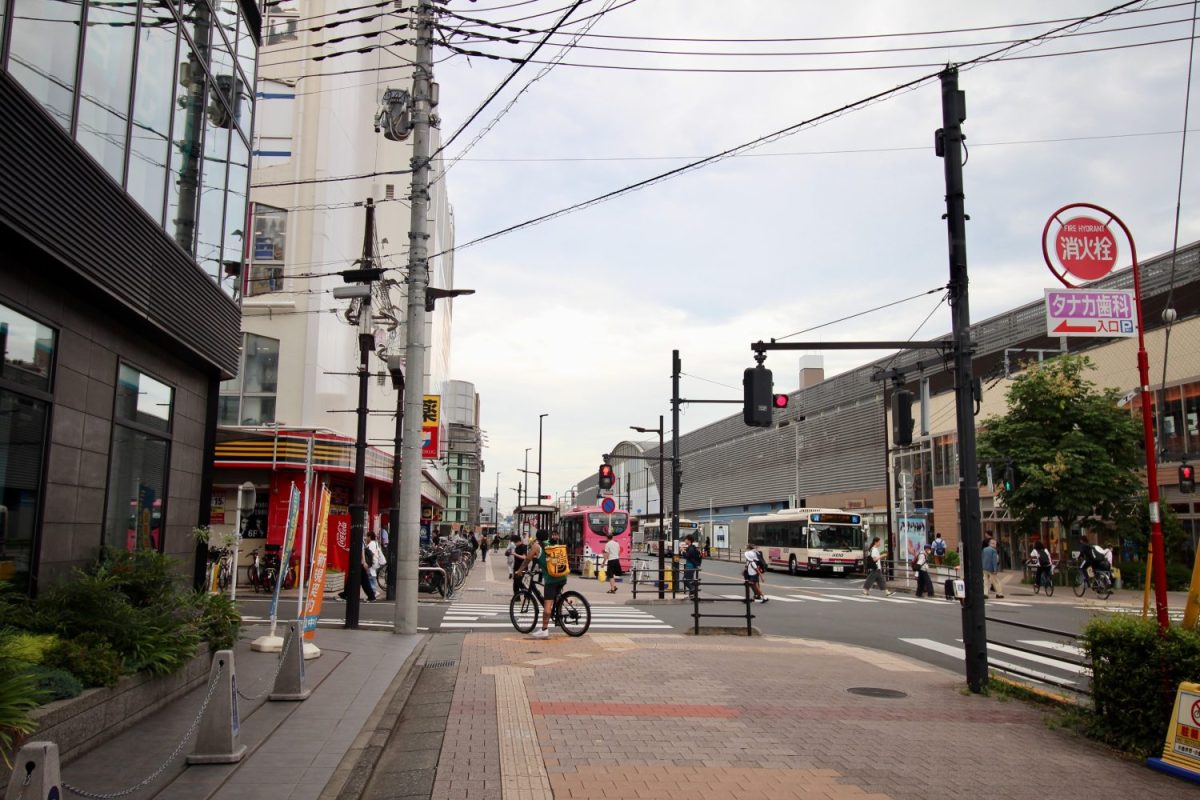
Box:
1044;289;1135;338
422;395;440;425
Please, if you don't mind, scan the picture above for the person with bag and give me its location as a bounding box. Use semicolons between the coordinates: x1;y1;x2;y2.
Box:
862;537;894;596
931;532;947;565
914;544;935;598
682;535;703;597
982;537;1005;598
529;529;569;639
603;532;623;593
744;543;768;602
364;531;385;602
1029;540;1054;593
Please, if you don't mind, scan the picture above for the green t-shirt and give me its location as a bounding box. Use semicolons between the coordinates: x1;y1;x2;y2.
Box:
536;542;568;586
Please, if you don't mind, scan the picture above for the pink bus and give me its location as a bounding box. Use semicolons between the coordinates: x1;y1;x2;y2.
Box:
559;506;632;573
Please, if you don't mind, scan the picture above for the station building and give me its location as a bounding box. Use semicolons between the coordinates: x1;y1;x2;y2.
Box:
576;241;1200;568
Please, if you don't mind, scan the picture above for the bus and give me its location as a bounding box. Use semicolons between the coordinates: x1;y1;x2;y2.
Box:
559;506;632;572
747;508;868;576
639;517;701;555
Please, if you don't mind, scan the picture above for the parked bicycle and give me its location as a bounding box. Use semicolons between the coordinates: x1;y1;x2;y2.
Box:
508;568;591;637
209;546;234;591
246;548;263;593
1073;566;1113;600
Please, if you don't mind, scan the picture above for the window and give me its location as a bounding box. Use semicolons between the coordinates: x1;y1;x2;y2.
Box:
933;435;957;487
247;204;286;296
0;302;56;595
264;6;299;45
76;0;137;180
104;364;173;553
7;0;82;130
126;2;180;223
219;333;279;426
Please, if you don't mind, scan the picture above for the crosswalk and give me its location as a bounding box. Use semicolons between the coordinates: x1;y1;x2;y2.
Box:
1081;605;1185;621
717;591;1034;607
901;637;1090;689
437;602;672;631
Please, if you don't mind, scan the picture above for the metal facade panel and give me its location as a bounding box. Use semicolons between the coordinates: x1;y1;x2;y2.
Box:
0;73;242;377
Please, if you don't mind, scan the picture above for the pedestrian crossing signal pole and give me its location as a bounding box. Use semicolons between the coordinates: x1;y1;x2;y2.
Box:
937;66;989;693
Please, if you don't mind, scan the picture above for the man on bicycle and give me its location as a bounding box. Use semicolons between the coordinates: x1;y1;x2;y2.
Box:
1077;534;1112;584
519;529;568;639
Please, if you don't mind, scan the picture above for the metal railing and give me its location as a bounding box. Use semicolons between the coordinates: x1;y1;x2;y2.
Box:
690;579;756;636
984;615;1090;695
629;557;693;599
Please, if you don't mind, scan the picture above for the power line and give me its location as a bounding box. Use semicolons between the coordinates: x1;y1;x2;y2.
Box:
775;286;949;342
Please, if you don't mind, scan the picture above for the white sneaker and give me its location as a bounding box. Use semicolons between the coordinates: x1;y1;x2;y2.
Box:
531;628;550;639
886;591;896;597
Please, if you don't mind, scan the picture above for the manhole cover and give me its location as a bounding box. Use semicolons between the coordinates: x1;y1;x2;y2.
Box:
847;687;908;699
423;660;457;669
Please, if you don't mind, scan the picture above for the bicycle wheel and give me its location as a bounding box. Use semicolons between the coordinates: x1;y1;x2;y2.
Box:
1044;575;1054;597
218;562;231;591
246;565;260;593
1096;575;1113;600
283;565;297;590
556;591;591;637
509;590;540;633
1072;571;1087;597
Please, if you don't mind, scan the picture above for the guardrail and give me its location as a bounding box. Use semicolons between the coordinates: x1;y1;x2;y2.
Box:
984;615;1090;695
629;558;695;599
690;579;756;636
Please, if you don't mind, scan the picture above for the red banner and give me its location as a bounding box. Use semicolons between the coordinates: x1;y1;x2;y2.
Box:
328;513;351;573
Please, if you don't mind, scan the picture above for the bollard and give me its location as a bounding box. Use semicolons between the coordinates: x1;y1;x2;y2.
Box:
270;620;311;701
6;741;61;799
188;649;247;764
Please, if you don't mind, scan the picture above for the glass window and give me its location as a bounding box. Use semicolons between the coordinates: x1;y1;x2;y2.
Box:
233;4;257;102
223;132;249;293
218;333;278;426
587;513;628;534
1184;382;1200;454
76;0;137;180
115;364;173;433
127;1;180;223
7;0;82;130
0;390;49;594
247;204;286;296
264;2;299;46
1;0;9;61
196;92;230;283
1;305;56;392
104;425;169;553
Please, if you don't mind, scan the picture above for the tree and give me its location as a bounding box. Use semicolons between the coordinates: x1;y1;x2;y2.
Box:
977;355;1142;536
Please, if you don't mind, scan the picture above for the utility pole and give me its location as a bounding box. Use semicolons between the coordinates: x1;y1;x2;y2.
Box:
494;471;500;531
671;350;681;551
938;67;988;693
537;413;548;501
395;0;436;635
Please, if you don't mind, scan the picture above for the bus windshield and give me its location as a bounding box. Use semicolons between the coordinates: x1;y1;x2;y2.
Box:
808;524;864;551
588;513;628;534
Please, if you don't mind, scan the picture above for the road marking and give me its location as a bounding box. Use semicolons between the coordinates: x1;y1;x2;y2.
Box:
438;602;672;631
833;595;877;603
786;593;838;602
957;639;1090;675
875;595;917;604
761;594;805;602
988;600;1033;607
901;637;1079;686
1019;639;1086;658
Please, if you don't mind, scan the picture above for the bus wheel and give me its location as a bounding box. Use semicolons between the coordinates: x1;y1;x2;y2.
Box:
788;556;797;576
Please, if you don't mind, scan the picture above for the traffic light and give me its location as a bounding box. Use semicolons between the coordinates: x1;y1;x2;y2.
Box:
1180;463;1195;494
1002;464;1016;493
598;464;615;492
743;365;774;427
891;388;914;446
773;393;789;410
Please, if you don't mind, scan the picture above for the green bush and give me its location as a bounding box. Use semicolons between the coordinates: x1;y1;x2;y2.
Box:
98;548;187;610
1166;562;1192;591
191;592;241;652
1115;560;1193;591
1080;615;1200;756
0;629;45;765
0;632;58;665
943;551;961;568
43;636;124;689
24;665;83;702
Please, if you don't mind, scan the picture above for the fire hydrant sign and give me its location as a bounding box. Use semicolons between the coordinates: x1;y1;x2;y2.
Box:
1044;289;1135;337
1054;216;1118;281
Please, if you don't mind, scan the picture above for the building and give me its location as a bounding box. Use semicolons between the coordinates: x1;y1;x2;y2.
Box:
0;1;261;592
572;241;1200;563
442;380;483;534
207;1;465;560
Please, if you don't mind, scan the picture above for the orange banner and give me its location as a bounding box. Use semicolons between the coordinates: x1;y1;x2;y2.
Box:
304;486;332;640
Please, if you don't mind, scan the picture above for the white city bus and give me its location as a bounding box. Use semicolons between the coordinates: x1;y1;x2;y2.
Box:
638;517;701;555
747;508;868;576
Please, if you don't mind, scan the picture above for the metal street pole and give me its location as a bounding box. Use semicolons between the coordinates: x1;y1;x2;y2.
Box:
537;413;548;501
657;416;665;599
395;0;435;635
671;350;681;551
938;67;988;692
387;357;404;602
523;448;531;505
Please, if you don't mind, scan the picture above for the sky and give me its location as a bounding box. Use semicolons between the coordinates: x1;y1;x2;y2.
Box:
422;0;1200;506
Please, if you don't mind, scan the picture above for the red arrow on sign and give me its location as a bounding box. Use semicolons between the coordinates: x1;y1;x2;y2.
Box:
1054;320;1097;333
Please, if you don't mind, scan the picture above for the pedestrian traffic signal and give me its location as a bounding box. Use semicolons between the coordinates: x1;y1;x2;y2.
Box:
1180;463;1195;494
743;365;774;427
891;388;914;446
598;464;615;491
773;394;789;409
1003;464;1016;493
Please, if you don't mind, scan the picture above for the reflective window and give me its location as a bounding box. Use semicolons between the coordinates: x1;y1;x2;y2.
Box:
0;0;8;61
0;390;48;594
7;0;83;130
1;304;56;392
218;334;278;425
77;0;137;180
247;204;285;296
166;45;203;254
196;99;230;282
234;4;257;96
223;132;249;292
264;2;299;46
106;364;173;553
127;1;180;223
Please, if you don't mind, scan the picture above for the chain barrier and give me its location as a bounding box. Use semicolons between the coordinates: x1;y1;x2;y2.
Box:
236;631;295;701
62;661;225;799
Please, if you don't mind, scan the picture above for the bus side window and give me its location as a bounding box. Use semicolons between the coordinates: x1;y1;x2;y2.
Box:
789;523;805;548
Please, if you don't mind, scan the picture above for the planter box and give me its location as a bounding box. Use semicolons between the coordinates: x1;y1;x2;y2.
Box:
1;648;212;794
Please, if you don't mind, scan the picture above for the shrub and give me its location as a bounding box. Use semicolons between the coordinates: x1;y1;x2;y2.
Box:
1080;615;1200;756
1166;562;1192;592
191;592;242;652
0;629;45;766
0;632;58;665
1115;560;1193;591
24;665;83;701
43;636;124;689
943;551;961;568
98;549;187;610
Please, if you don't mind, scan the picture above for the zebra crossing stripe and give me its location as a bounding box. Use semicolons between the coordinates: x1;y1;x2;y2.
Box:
1018;639;1085;658
786;593;838;603
900;637;1080;687
762;594;805;602
957;639;1090;675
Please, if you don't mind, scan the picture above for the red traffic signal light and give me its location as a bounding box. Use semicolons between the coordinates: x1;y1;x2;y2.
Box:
773;394;789;409
1180;464;1195;494
598;464;615;491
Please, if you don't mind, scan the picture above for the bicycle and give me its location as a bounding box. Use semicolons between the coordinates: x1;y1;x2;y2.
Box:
508;569;591;637
246;548;262;593
1072;566;1113;600
210;546;234;591
1028;561;1055;597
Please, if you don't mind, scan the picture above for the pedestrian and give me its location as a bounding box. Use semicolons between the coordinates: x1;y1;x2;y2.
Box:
510;534;529;596
505;535;517;578
480;531;489;562
931;531;946;565
364;531;385;602
682;534;703;596
862;537;894;596
744;543;768;602
603;532;622;593
1029;539;1053;593
914;544;935;598
982;537;1005;598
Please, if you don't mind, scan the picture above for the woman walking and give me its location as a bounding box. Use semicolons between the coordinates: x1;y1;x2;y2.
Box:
863;537;894;596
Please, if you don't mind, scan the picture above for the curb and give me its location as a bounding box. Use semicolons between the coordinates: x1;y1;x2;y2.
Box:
322;634;430;800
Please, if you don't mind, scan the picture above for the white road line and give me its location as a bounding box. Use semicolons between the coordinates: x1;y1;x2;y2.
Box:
900;637;1079;686
439;621;671;629
988;600;1032;607
762;594;805;602
787;594;839;602
833;595;877;603
957;639;1090;675
1019;639;1086;658
875;595;917;604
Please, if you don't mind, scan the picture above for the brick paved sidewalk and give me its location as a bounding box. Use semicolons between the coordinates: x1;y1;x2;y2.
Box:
388;630;1184;800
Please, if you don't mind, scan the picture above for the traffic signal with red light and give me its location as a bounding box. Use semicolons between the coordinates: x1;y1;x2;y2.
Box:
1180;463;1195;494
743;365;774;427
598;464;615;492
773;394;789;410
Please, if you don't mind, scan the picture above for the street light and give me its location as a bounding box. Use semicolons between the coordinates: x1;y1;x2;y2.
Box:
523;448;531;505
631;416;666;600
537;413;548;502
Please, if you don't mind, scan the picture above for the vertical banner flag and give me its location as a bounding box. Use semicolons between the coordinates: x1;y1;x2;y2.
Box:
268;483;302;626
304;485;332;640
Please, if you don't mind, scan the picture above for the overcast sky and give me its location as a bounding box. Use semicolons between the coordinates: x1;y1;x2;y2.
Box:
426;0;1200;506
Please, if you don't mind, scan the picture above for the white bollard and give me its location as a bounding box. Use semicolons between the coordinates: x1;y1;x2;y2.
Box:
269;620;311;701
187;649;247;764
5;741;61;799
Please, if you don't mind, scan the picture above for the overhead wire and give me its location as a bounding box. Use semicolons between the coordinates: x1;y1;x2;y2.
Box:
774;286;949;342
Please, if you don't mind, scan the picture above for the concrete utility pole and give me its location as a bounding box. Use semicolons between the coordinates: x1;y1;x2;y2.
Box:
395;0;436;635
938;67;989;693
671;350;681;551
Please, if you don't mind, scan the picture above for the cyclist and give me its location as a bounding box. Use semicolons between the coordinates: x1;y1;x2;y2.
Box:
1028;540;1053;592
1077;534;1112;586
527;529;568;639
